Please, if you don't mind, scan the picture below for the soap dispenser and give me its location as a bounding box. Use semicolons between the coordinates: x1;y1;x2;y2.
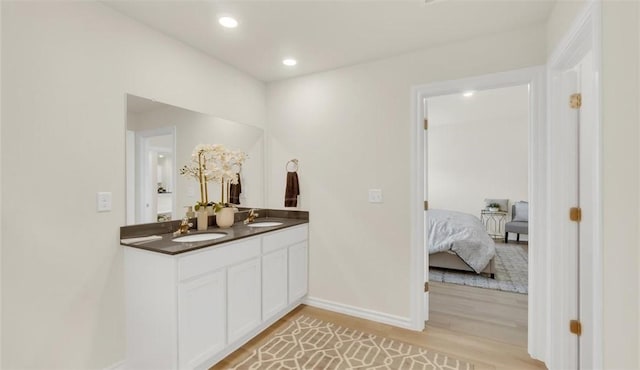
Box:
185;206;195;218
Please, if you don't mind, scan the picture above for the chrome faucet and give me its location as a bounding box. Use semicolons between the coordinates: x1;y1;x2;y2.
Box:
243;209;259;224
173;217;193;236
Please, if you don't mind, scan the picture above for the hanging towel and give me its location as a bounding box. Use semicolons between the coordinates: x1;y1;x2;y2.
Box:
229;173;242;204
284;171;300;207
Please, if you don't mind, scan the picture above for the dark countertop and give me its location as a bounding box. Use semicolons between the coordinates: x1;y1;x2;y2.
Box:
121;216;308;255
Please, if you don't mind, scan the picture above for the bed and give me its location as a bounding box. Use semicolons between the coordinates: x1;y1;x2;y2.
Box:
427;209;496;278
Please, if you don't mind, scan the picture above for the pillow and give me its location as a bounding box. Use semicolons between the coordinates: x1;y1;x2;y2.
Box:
513;201;529;222
484;198;509;212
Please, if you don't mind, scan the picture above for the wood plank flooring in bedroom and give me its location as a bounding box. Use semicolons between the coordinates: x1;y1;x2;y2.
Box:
429;281;544;369
429;281;529;348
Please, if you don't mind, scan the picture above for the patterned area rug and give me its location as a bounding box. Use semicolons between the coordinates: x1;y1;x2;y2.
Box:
230;316;473;370
429;243;528;294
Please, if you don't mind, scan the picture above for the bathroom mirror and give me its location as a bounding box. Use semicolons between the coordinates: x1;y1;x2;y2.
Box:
125;94;264;225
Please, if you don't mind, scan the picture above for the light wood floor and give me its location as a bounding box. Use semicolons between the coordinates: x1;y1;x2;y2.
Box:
429;276;529;347
213;283;545;370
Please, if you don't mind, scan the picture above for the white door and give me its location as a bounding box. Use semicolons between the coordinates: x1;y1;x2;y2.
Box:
288;241;308;303
178;270;226;370
227;258;261;343
262;248;288;320
423;98;429;322
577;50;597;369
555;68;580;369
549;50;595;369
144;148;159;222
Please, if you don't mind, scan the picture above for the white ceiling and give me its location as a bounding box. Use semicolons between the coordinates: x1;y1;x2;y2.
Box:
104;0;556;82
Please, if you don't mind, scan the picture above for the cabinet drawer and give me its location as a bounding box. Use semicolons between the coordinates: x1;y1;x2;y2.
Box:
179;238;261;281
262;224;308;254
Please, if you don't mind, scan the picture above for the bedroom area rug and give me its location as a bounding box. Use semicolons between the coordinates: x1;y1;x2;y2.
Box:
429;243;528;294
228;315;474;370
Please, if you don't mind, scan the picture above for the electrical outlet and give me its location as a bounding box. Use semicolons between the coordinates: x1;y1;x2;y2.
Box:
97;192;112;212
368;189;383;203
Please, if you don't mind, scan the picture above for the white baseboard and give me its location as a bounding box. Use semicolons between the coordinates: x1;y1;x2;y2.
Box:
303;296;415;330
103;360;125;370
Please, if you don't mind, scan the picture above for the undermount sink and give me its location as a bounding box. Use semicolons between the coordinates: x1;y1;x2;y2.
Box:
247;221;284;228
172;233;226;242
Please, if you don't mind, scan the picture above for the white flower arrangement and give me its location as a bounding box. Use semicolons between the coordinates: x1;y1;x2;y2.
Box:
180;144;247;211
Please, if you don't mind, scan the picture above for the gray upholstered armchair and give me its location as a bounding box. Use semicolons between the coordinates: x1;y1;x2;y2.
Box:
505;201;528;242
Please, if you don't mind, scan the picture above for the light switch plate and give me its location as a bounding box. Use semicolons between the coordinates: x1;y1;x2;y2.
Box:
368;189;383;203
97;192;112;212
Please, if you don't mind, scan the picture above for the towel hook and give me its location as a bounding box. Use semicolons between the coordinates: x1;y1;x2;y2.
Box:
286;159;299;172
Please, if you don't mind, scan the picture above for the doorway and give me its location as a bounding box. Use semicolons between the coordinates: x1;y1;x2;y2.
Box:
126;127;177;224
410;66;546;353
410;11;602;367
424;84;531;346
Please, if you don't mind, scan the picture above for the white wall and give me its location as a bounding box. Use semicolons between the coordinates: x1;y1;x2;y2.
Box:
428;85;529;219
1;2;265;369
266;25;546;319
546;0;587;56
600;2;639;369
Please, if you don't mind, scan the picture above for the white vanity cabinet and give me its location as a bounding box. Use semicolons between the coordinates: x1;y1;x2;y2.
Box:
178;270;226;369
261;223;308;321
124;223;308;370
227;257;262;343
261;247;288;320
288;241;309;303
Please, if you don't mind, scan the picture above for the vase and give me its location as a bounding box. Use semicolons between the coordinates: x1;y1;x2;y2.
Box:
207;205;215;216
488;207;499;212
216;207;235;228
197;209;209;231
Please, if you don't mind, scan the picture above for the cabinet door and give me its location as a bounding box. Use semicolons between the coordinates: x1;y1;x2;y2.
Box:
288;241;308;304
227;258;261;343
262;248;288;321
178;270;226;370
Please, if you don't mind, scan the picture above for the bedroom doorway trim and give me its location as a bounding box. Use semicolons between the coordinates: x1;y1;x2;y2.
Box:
546;1;602;369
409;66;546;351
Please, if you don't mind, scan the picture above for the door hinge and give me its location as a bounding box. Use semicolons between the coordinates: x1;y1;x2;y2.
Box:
570;93;582;109
424;201;429;210
424;282;429;292
569;207;582;222
424;119;428;130
570;319;582;336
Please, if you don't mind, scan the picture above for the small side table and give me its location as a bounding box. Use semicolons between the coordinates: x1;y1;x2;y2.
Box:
480;210;507;240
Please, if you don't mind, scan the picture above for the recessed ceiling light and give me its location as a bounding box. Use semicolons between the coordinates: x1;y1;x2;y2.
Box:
218;16;238;28
282;58;297;66
462;91;475;97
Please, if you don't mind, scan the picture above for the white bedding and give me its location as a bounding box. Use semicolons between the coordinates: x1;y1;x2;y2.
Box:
427;209;496;273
